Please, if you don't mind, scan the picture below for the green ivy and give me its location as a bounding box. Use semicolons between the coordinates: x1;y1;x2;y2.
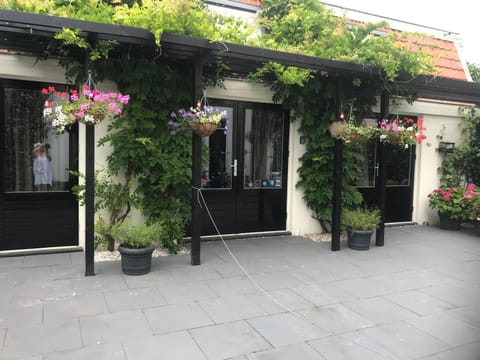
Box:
440;107;480;187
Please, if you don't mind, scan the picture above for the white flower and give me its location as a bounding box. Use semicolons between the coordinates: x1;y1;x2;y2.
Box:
43;107;52;117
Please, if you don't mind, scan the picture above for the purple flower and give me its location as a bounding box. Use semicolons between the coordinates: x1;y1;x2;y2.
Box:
170;112;176;118
170;130;177;135
168;120;175;125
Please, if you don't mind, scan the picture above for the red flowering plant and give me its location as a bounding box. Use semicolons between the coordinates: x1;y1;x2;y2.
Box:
428;185;474;220
42;86;130;133
379;118;427;147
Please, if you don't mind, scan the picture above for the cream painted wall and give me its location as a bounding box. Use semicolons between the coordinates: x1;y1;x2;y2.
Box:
0;53;67;83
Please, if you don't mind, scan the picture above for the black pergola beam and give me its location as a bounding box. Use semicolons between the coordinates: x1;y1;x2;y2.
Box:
0;9;154;46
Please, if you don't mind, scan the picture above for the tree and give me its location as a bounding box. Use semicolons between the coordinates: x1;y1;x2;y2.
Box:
468;62;480;83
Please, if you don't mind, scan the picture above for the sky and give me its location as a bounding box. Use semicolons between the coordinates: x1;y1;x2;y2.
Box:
322;0;480;65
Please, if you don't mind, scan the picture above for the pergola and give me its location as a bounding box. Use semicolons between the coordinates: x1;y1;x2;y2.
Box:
2;9;480;275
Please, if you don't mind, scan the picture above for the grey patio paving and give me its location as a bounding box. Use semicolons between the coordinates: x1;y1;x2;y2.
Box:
0;225;480;359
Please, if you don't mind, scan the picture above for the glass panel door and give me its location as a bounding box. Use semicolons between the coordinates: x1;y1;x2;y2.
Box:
1;82;78;251
201;107;232;189
243;109;284;189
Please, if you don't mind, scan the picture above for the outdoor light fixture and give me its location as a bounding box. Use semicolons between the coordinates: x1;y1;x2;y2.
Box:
438;141;455;153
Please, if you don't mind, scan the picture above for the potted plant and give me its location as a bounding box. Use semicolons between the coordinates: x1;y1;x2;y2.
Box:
378;118;427;147
42;85;130;133
169;100;227;137
111;221;163;275
342;207;381;250
427;186;470;230
329;121;377;143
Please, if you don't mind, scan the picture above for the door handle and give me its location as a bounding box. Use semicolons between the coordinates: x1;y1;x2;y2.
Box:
375;162;379;177
230;159;238;177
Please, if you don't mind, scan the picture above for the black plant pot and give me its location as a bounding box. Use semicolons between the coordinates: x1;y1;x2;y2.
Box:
348;229;374;250
438;212;460;231
118;245;155;275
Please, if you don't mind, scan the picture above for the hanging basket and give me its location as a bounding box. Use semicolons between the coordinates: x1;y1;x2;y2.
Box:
191;122;218;137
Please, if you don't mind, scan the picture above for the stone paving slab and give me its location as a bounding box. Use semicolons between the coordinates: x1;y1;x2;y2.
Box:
103;287;167;312
2;319;82;358
79;310;152;345
246;343;324;360
144;302;214;334
343;322;451;359
247;312;330;347
308;334;391;360
122;332;207;360
0;226;479;359
43;293;109;324
44;343;126;360
190;320;272;360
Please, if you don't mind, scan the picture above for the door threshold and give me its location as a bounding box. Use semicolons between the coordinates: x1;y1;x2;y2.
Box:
0;246;83;258
385;222;418;228
185;230;292;242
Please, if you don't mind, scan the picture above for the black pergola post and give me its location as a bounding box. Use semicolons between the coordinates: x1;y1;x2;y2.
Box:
85;124;95;275
376;91;389;247
331;77;345;251
191;59;204;266
84;54;95;276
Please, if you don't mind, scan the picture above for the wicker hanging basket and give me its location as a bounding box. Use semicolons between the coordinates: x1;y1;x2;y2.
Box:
191;122;218;137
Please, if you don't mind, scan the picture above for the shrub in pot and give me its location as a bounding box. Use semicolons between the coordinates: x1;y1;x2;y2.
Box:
342;208;381;250
111;221;163;275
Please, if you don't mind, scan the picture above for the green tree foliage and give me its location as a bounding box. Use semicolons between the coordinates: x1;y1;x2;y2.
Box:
468;62;480;83
441;107;480;187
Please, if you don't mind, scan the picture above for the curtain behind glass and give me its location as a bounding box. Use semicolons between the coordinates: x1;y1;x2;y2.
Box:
244;109;284;188
4;88;69;192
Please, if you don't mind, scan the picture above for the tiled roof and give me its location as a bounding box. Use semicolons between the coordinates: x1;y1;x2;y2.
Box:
234;0;262;6
345;19;467;81
212;2;466;80
392;30;466;80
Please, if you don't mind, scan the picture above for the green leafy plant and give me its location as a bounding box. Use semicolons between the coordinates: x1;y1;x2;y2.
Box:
71;169;138;251
342;207;381;230
111;221;163;249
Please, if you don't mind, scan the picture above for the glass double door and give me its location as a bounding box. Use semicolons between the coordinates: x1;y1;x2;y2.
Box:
199;100;289;235
356;138;416;223
0;80;78;250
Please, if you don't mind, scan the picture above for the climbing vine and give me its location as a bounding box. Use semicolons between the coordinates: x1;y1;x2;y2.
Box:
440;107;480;187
